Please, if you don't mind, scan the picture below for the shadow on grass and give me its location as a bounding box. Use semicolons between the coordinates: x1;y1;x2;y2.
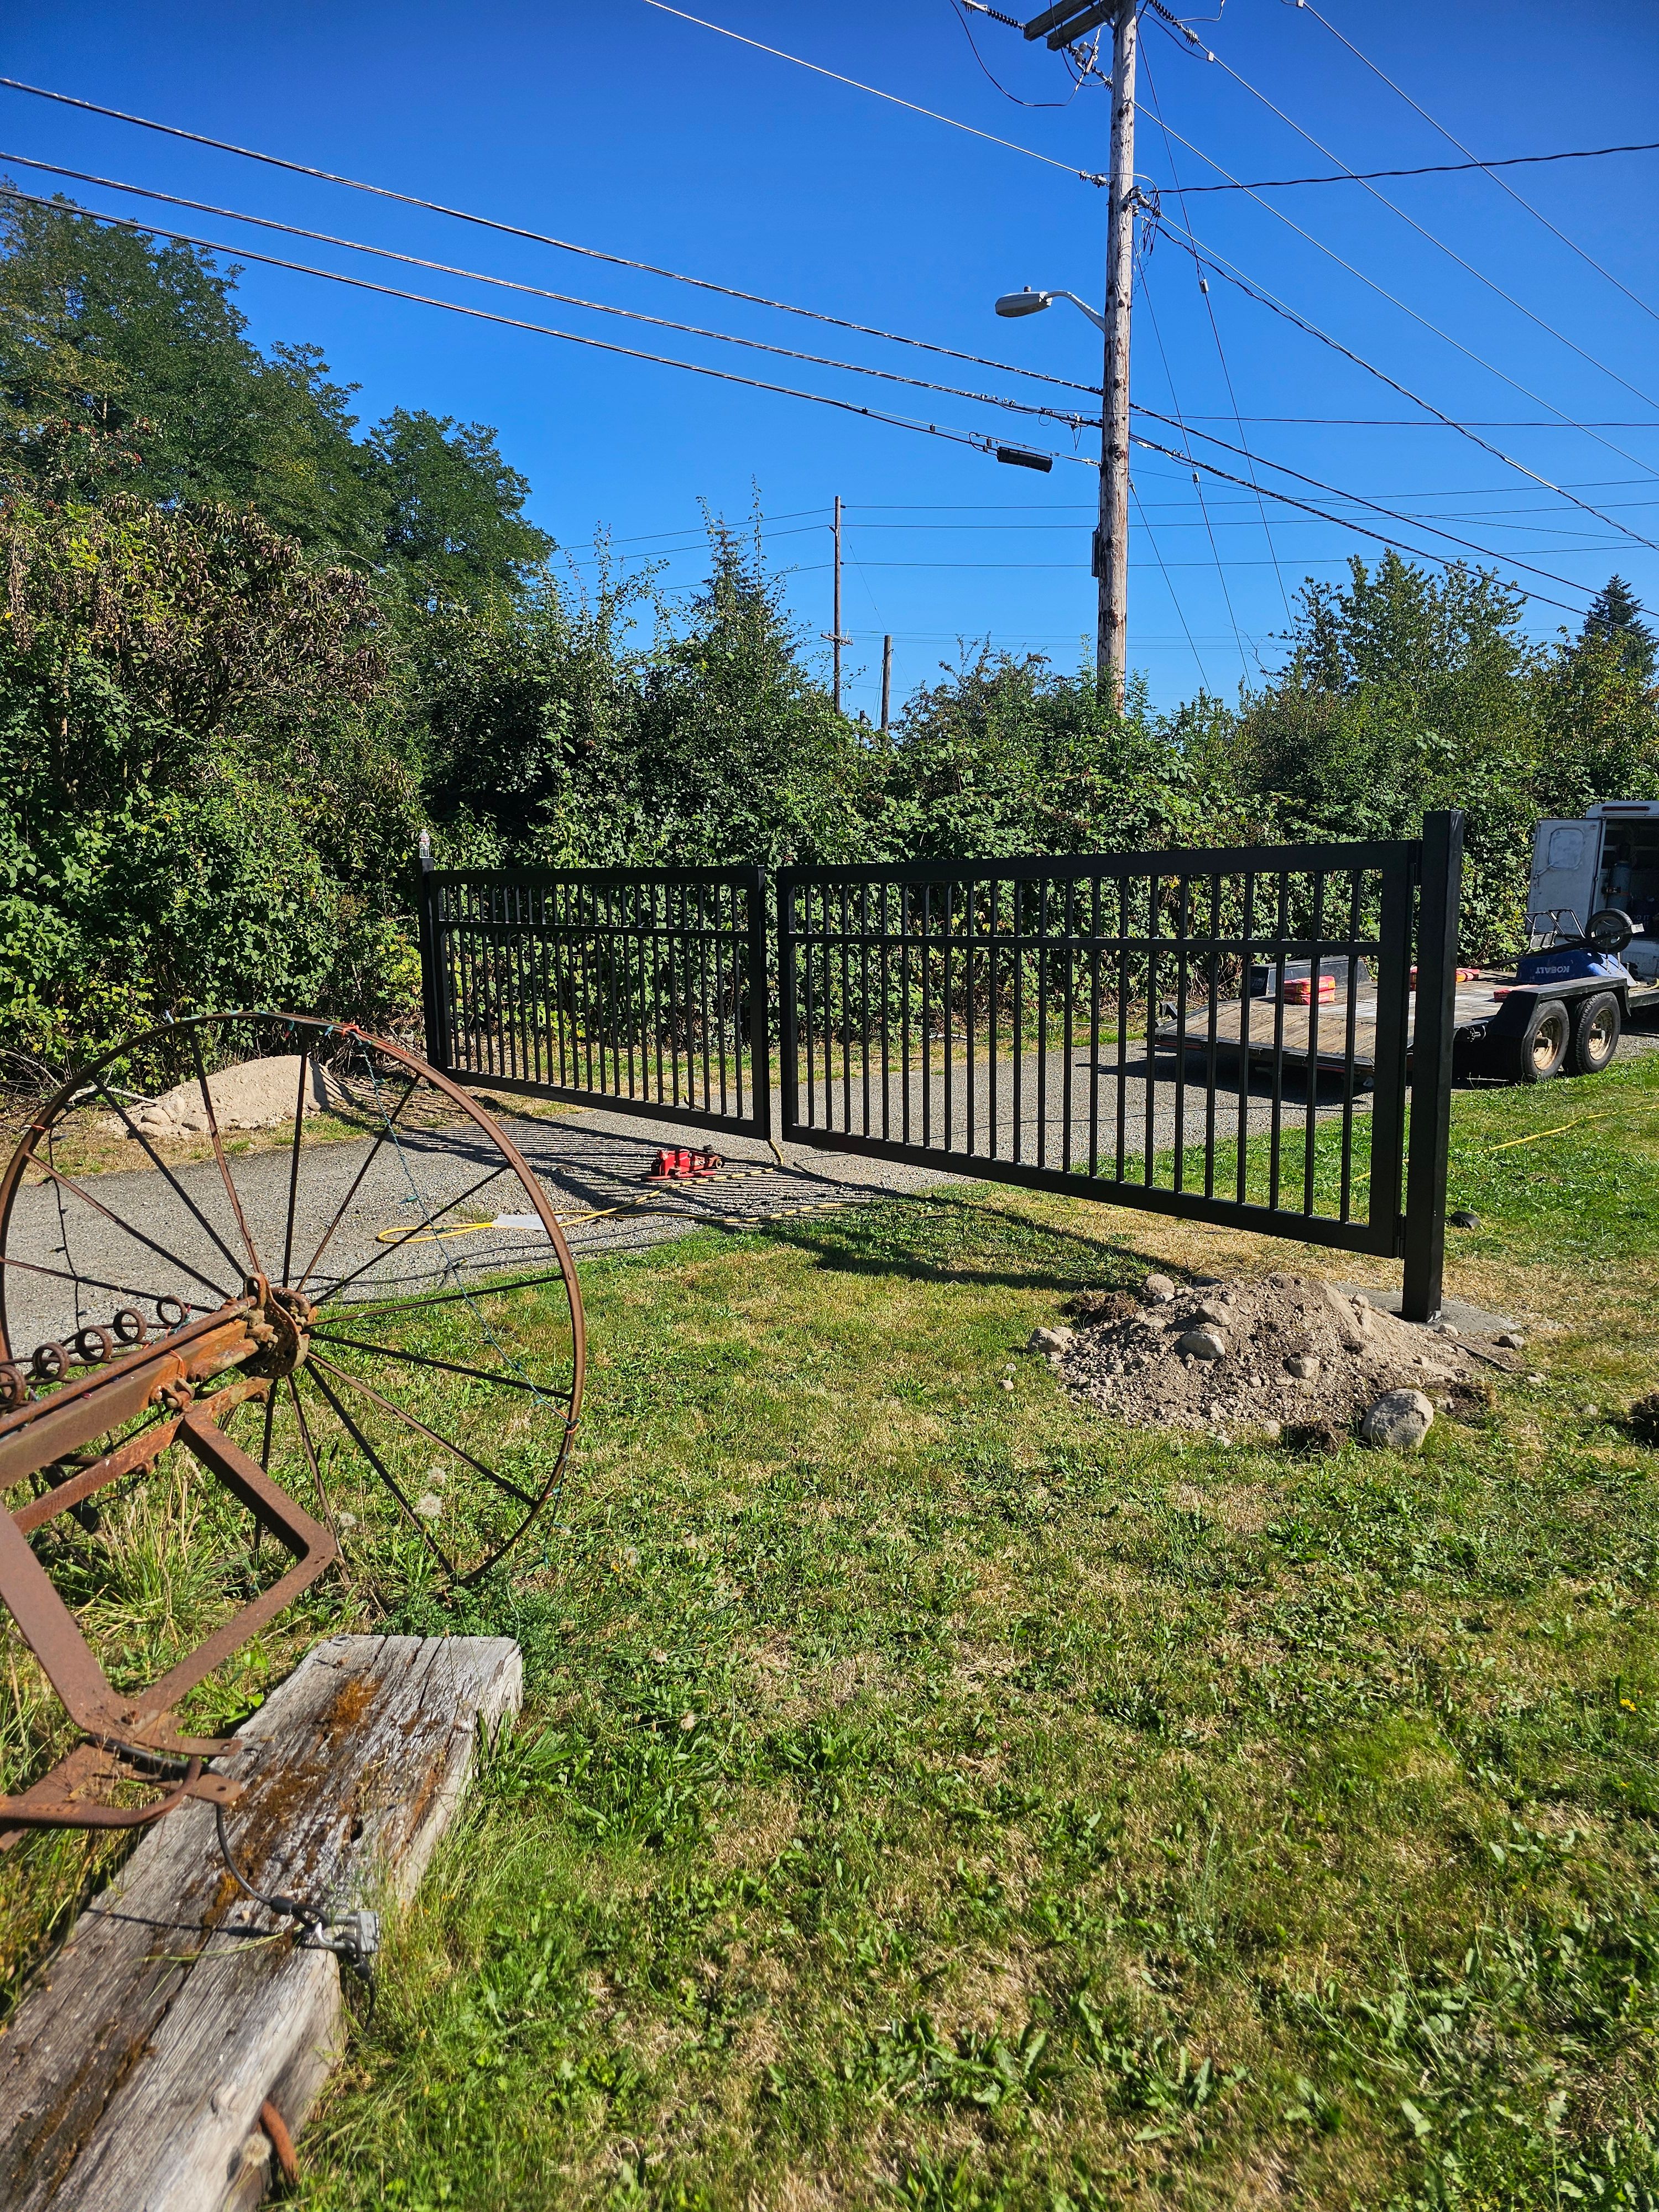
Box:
731;1187;1193;1301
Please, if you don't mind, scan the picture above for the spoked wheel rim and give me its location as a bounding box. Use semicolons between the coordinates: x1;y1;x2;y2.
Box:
0;1013;585;1589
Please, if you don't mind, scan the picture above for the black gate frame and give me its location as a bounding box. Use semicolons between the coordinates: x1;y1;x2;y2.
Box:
777;813;1461;1323
416;816;1462;1322
419;858;771;1140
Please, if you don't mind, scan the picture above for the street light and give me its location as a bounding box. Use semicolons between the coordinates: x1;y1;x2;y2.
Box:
994;287;1107;336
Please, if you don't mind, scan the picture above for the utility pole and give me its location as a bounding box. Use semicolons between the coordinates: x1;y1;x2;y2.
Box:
1097;0;1137;708
1014;0;1139;702
821;495;853;713
880;634;893;732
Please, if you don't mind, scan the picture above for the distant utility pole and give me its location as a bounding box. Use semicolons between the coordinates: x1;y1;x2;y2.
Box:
821;495;853;712
880;634;893;732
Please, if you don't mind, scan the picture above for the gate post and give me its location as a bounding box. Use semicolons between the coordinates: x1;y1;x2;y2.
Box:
416;832;451;1073
747;865;773;1139
1401;808;1464;1324
776;869;799;1141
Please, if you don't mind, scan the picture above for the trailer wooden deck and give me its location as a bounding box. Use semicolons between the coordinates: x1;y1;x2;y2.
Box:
1156;971;1659;1076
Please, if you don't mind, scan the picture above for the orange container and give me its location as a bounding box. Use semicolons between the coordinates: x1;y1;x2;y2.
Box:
1281;975;1337;1005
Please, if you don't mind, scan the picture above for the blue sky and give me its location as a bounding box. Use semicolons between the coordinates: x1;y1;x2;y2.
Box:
5;0;1657;718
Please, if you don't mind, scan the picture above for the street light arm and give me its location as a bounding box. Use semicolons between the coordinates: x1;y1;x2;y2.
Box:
1050;290;1108;334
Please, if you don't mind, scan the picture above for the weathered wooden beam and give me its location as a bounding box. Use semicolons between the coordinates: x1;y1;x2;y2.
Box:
0;1634;521;2211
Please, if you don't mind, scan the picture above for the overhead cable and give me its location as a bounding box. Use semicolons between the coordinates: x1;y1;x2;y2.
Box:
1138;271;1251;677
635;1;1108;183
1293;2;1659;327
948;0;1093;107
1127;432;1593;616
1131;403;1600;599
1146;210;1659;555
1130;482;1215;690
1139;49;1290;621
0;154;1099;431
1129;82;1659;525
1173;138;1659;192
1159;19;1659;422
0;186;1097;471
0;75;1101;394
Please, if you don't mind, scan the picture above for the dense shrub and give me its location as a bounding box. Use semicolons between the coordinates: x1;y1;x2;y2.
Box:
0;498;421;1069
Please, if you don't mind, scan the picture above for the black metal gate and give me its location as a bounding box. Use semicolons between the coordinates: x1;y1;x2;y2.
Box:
778;813;1461;1320
418;859;770;1138
416;816;1462;1320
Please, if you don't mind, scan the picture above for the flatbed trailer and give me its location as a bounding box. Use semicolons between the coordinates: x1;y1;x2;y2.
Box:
1156;965;1659;1086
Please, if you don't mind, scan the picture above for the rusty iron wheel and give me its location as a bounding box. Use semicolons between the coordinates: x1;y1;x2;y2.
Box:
0;1012;585;1590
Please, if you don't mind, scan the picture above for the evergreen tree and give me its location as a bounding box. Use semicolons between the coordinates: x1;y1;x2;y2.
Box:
1579;575;1658;682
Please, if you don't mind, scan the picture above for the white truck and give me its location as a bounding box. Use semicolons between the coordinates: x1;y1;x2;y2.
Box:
1526;800;1659;981
1453;800;1659;1081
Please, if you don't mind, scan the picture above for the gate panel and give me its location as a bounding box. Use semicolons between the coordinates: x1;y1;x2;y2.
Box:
778;837;1431;1258
419;863;770;1138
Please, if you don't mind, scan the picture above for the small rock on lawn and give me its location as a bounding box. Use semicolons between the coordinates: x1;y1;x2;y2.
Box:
1360;1389;1435;1451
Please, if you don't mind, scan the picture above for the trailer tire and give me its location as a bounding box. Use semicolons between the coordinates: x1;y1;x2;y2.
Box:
1499;999;1571;1084
1571;990;1622;1075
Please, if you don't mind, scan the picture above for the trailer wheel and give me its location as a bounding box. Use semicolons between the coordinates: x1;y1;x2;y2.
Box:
1499;1000;1571;1083
1571;990;1622;1075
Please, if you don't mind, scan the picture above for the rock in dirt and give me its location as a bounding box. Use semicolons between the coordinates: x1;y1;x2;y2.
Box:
1142;1274;1177;1303
1055;1273;1489;1441
1359;1389;1435;1451
1029;1326;1074;1354
1179;1326;1228;1361
1496;1331;1526;1350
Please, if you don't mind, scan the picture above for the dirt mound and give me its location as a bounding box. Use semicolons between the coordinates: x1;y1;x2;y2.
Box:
1047;1273;1501;1443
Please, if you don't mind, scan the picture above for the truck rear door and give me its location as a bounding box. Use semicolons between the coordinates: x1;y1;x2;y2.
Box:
1528;818;1603;934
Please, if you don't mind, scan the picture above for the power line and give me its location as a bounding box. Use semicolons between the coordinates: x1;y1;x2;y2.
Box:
1293;2;1659;327
1140;46;1290;622
0;75;1102;395
1128;88;1659;535
1144;416;1659;429
1162;19;1659;424
1147;209;1659;554
1;153;1099;432
1130;483;1214;690
1133;404;1600;599
1172;137;1659;192
1128;431;1593;615
1139;273;1251;679
1;186;1098;470
636;1;1109;184
948;0;1094;108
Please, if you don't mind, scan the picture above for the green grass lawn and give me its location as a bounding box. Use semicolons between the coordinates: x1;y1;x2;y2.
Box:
12;1052;1659;2210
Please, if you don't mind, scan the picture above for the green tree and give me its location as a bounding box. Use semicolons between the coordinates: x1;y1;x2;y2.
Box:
416;529;875;870
1579;574;1658;684
1228;554;1542;954
367;408;552;602
879;650;1216;860
0;191;384;557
